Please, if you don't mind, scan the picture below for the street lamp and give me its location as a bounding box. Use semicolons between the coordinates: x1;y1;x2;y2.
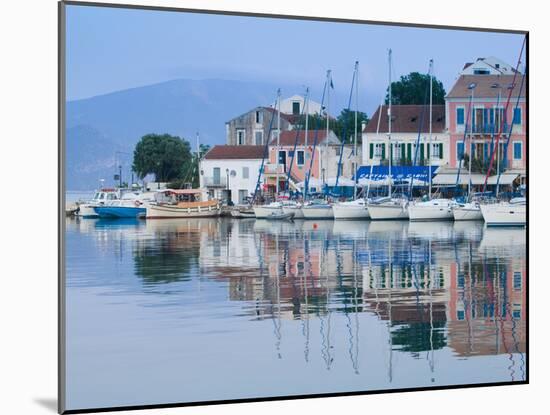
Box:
226;168;230;203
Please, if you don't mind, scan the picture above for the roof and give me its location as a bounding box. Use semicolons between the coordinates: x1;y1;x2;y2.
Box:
203;145;265;160
446;75;526;99
269;130;335;146
262;106;301;124
363;105;446;134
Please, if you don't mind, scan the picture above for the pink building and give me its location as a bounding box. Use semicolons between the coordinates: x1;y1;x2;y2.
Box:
446;73;526;172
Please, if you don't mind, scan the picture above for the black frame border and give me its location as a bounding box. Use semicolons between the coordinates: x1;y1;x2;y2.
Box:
58;1;529;414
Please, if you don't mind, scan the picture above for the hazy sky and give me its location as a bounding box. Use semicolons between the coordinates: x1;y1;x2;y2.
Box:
66;4;525;113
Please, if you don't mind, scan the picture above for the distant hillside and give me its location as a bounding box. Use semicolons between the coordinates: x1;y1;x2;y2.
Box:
65;78;347;190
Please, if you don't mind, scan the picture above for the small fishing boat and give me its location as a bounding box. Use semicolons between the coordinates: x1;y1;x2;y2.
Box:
367;197;409;220
76;188;119;218
332;199;370;220
408;198;454;222
265;211;295;221
146;189;221;219
452;201;483;221
230;205;256;218
253;201;283;219
480;197;526;227
301;200;333;219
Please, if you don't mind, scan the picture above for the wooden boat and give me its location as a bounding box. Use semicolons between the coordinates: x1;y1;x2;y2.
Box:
145;189;221;219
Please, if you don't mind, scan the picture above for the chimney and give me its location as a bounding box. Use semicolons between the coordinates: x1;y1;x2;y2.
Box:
361;121;367;132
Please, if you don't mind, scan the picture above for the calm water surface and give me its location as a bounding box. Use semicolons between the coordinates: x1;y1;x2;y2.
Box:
65;217;526;410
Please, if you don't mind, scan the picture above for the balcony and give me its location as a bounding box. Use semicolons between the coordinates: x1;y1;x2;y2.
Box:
202;177;226;188
463;123;522;135
263;163;286;175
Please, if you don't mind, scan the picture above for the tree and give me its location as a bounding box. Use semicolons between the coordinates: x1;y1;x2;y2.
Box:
385;72;446;105
333;109;369;143
132;133;193;182
168;143;211;189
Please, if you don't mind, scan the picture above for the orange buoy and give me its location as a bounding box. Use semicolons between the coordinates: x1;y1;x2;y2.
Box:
313;223;318;229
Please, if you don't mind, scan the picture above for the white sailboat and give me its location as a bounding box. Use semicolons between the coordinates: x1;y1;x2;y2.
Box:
301;200;334;219
453;201;483;221
368;50;409;221
480;197;526;227
253;201;283;219
281;200;304;218
408;59;454;222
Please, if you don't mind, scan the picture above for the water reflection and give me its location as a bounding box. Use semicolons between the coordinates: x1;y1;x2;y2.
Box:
66;216;526;407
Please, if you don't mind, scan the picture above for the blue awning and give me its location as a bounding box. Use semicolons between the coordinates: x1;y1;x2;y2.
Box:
354;165;438;183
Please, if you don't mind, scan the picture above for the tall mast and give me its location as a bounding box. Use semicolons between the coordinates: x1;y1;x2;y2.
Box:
496;88;501;198
325;70;331;188
276;88;281;197
305;88;309;147
196;132;200;187
428;59;433;199
388;49;392;198
468;87;474;197
354;61;359;200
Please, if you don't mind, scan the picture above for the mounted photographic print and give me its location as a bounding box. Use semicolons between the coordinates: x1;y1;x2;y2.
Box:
59;1;528;413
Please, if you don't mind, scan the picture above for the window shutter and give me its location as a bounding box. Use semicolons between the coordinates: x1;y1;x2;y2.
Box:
427;143;430;159
389;143;393;162
381;143;386;159
369;143;374;159
407;143;412;161
401;143;406;160
439;143;443;159
420;143;425;161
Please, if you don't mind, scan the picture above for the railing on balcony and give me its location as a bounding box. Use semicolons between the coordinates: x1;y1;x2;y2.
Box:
202;177;226;187
466;123;518;134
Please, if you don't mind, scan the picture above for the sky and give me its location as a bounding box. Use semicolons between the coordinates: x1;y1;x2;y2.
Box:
66;4;525;114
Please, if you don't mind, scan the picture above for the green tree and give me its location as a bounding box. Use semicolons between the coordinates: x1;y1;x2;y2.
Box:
385;72;446;105
132;133;193;182
333;109;369;143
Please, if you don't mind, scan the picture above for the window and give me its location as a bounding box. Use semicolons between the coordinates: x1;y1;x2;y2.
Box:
457;141;464;160
297;150;305;166
473;69;490;75
292;101;300;115
456;108;465;125
513;272;522;291
242;166;249;179
457;310;465;321
213;167;221;185
513;141;522;160
237;129;245;145
513;107;522;124
254;130;263;145
335;146;341;156
255;111;263;123
374;143;385;159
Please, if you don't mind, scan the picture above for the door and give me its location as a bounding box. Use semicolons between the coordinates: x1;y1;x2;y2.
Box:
238;189;247;204
278;151;287;172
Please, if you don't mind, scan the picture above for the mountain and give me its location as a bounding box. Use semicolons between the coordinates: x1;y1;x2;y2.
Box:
66;78;347;190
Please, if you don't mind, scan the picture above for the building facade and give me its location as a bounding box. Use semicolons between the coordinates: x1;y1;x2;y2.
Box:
446;73;526;171
199;145;265;205
361;105;450;168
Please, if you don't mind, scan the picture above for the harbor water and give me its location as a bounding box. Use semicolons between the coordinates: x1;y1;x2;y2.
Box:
64;216;526;410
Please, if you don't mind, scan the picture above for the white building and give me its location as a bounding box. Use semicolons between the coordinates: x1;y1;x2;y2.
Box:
459;56;519;76
362;104;450;167
271;94;324;116
200;145;265;204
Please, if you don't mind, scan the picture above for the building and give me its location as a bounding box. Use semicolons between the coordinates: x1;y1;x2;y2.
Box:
264;129;357;193
361;104;450;167
199;145;265;204
225;95;325;146
446;72;526;173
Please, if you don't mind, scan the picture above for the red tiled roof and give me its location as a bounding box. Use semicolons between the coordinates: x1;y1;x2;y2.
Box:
203;145;265;160
363;105;445;134
446;74;525;99
270;130;329;146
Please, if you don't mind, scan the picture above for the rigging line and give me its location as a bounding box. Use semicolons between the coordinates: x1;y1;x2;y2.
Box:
252;92;279;204
454;93;474;192
304;77;328;199
482;35;527;192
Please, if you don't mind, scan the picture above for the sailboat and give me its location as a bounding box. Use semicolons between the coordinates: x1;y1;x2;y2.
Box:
333;61;370;220
408;59;455;221
480;197;526;227
368;50;409;221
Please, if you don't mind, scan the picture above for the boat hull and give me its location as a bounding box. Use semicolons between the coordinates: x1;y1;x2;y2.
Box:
409;205;453;221
282;206;304;218
301;206;334;219
480;204;526;227
146;204;221;218
230;210;255;218
452;206;483;221
332;204;370;220
368;203;408;220
76;204;99;218
94;206;146;218
253;206;282;219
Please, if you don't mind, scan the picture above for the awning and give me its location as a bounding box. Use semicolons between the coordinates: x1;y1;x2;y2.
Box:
325;177;355;187
486;174;519;185
432;173;486;186
355;165;438;183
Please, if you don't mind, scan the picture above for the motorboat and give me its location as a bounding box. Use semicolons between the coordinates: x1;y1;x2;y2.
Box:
301;200;334;219
408;198;454;222
332;198;370;220
146;189;221;218
253;201;283;219
265;211;295;221
480;197;526;227
452;201;483;221
76;188;119;218
367;197;409;220
94;199;146;218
